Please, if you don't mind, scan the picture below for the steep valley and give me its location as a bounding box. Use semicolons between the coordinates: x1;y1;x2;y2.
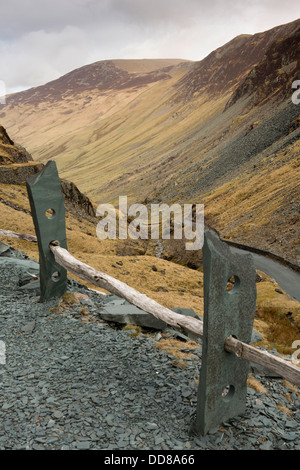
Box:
1;20;300;268
0;20;300;354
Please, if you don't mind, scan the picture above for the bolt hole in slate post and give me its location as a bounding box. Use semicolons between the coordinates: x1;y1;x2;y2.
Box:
26;161;259;438
192;230;257;436
26;161;68;301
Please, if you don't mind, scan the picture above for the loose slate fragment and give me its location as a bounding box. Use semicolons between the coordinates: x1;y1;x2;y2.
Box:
21;320;36;335
98;302;199;332
26;161;67;301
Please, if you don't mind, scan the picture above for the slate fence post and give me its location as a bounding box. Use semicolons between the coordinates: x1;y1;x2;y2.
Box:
26;161;68;301
24;161;300;436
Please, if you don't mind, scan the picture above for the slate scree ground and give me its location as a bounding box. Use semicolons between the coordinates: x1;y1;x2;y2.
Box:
0;241;300;451
0;161;299;450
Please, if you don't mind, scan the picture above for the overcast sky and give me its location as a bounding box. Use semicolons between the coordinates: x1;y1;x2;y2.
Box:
1;0;300;94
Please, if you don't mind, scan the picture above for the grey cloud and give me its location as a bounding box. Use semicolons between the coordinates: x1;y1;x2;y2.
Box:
0;0;254;39
0;0;114;39
1;0;300;93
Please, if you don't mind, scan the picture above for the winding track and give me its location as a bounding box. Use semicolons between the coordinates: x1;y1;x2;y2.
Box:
229;246;300;302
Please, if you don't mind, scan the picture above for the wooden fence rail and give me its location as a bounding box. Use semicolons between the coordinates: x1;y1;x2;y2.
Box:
1;228;299;388
0;228;37;242
49;241;300;387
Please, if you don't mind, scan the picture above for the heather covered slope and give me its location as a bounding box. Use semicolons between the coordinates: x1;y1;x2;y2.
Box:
0;125;300;356
2;58;191;175
1;19;300;266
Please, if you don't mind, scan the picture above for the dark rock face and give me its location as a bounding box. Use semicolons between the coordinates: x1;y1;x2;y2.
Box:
60;179;96;218
0;125;96;219
0;125;34;164
0;126;14;146
175;19;300;102
0;164;44;184
226;26;300;109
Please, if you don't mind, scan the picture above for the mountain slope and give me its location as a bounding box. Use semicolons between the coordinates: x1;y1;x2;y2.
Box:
1;19;300;266
0;123;300;355
226;25;300;109
0;124;96;219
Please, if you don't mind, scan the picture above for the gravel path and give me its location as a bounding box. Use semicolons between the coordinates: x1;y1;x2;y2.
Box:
0;247;299;451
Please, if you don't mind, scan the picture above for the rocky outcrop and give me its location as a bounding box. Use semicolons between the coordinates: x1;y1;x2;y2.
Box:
0;126;14;146
0;125;96;219
225;26;300;109
0;163;44;184
0;125;34;164
60;179;96;218
175;18;300;102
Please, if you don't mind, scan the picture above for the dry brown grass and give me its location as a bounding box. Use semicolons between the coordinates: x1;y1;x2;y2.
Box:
154;337;199;367
112;59;188;74
277;402;293;417
122;324;142;337
1;183;300;357
0;186;205;315
253;272;300;354
247;375;267;394
283;380;300;395
203;141;300;263
275;380;300;416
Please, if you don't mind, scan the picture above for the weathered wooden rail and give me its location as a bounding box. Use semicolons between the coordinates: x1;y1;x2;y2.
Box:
2;228;299;389
0;228;37;242
49;240;300;388
1;160;299;436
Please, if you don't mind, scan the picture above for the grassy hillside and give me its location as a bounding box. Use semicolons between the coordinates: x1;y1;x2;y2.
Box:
0;22;300;356
0;180;300;356
2;22;299;270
